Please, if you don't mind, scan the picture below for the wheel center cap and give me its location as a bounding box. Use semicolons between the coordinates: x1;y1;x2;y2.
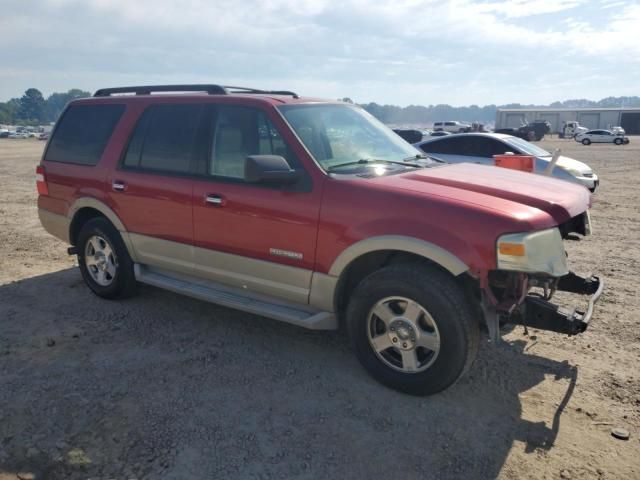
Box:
94;252;107;270
389;320;416;349
397;326;411;340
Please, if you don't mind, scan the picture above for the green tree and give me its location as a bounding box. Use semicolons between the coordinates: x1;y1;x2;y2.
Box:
45;88;91;122
16;88;46;123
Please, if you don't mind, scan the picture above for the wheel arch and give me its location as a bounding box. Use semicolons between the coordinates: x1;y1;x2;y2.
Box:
68;198;136;259
324;236;469;315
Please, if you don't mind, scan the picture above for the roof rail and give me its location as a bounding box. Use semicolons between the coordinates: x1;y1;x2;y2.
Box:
93;84;228;97
94;84;300;98
223;86;299;99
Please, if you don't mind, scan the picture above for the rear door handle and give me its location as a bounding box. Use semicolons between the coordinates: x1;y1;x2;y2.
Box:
112;180;126;192
205;194;225;206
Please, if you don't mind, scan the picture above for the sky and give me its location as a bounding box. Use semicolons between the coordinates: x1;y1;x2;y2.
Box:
1;0;639;106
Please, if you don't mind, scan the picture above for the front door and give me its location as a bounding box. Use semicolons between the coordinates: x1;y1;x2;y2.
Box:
191;104;322;304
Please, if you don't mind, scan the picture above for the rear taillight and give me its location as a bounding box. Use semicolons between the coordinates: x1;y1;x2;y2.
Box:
36;165;49;195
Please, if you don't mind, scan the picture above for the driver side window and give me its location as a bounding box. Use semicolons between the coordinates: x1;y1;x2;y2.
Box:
210;106;295;179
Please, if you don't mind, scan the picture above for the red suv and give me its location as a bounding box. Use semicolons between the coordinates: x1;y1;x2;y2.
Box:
37;85;603;395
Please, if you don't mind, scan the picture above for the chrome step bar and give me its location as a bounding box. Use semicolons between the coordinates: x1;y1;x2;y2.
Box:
134;264;337;330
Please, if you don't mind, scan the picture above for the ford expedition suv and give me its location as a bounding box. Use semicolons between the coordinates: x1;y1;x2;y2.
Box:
37;85;603;395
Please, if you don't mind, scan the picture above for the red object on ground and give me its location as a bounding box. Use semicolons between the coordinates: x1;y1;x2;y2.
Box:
493;154;535;173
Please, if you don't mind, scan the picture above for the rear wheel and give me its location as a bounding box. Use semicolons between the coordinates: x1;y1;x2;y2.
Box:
346;264;479;396
77;217;137;299
614;138;623;145
582;138;591;145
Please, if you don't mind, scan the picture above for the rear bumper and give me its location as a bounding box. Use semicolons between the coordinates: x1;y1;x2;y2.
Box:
38;208;70;244
512;274;604;335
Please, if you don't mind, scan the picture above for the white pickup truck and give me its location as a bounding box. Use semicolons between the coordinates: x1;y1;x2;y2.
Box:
561;121;588;138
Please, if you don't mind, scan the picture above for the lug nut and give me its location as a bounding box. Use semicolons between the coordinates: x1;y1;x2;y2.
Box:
392;337;397;343
390;327;395;331
403;342;407;348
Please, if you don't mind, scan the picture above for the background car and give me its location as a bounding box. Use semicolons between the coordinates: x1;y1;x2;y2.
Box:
575;130;629;145
495;120;549;141
414;132;599;191
433;121;471;133
392;129;424;144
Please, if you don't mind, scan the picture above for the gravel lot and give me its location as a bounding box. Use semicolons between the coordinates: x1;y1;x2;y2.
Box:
0;138;639;480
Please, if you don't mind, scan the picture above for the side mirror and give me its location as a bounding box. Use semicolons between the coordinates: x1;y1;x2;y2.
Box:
244;155;299;184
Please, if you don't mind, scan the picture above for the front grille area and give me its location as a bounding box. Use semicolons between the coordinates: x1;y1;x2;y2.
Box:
559;211;590;238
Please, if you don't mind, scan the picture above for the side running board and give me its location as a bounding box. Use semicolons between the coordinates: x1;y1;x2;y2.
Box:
134;264;337;330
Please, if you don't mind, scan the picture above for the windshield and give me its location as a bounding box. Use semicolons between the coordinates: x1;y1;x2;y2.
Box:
278;104;427;171
504;136;551;157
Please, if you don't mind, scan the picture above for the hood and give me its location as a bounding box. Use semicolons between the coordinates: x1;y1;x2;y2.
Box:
377;163;591;223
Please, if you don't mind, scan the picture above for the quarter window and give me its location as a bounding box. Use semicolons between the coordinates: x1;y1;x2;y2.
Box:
45;104;125;165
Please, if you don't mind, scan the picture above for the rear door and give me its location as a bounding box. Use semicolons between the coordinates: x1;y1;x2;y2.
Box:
107;103;207;273
190;104;322;304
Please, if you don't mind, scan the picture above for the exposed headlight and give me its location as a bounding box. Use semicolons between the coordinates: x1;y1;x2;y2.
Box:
497;227;568;277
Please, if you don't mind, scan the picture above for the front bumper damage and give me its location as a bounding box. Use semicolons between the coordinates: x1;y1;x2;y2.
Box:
513;274;604;335
481;271;604;342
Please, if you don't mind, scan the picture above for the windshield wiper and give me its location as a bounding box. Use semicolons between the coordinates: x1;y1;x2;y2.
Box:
328;158;422;171
402;153;444;164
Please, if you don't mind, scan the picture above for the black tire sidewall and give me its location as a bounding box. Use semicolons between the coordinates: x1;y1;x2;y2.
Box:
77;218;136;299
346;266;477;395
614;138;622;145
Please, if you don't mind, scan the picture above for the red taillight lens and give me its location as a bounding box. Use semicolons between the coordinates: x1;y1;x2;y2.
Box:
36;165;49;195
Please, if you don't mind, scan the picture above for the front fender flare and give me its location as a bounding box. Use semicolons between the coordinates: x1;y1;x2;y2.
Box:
328;235;469;277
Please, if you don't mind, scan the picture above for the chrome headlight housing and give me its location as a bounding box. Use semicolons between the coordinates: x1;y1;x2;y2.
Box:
497;227;568;277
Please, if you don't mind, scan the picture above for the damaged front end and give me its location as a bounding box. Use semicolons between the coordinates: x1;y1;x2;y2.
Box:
480;210;604;342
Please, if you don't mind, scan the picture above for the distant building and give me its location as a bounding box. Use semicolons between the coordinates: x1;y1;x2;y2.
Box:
495;107;640;134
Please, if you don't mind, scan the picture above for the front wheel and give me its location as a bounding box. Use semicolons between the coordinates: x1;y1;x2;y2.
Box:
582;138;591;145
614;138;623;145
346;264;479;396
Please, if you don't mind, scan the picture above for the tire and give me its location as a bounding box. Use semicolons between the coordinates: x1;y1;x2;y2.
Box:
582;138;591;145
345;264;479;396
77;217;137;299
614;138;623;145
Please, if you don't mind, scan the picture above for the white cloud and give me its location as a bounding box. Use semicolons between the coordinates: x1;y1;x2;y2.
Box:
1;0;639;105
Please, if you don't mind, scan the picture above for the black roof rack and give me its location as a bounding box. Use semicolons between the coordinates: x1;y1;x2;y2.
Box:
223;86;299;98
94;84;299;98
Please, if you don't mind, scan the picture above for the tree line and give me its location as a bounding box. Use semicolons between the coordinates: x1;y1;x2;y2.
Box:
2;87;638;126
353;96;640;125
0;88;91;125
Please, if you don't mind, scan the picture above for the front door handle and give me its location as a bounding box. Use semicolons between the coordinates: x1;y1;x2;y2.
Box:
112;180;126;192
205;194;225;206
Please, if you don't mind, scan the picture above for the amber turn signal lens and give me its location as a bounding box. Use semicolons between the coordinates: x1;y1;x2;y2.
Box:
498;242;526;256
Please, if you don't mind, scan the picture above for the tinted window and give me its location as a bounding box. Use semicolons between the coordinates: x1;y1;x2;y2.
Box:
445;122;456;126
123;104;204;174
420;138;455;154
470;137;511;157
45;104;125;165
210;105;295;178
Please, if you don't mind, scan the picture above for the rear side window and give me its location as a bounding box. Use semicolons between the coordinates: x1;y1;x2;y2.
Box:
123;104;205;174
45;104;125;165
420;138;454;154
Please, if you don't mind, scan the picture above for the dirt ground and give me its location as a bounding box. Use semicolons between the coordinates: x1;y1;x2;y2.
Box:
0;137;638;480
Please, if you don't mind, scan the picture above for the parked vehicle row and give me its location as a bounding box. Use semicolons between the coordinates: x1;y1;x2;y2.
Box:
37;85;603;396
